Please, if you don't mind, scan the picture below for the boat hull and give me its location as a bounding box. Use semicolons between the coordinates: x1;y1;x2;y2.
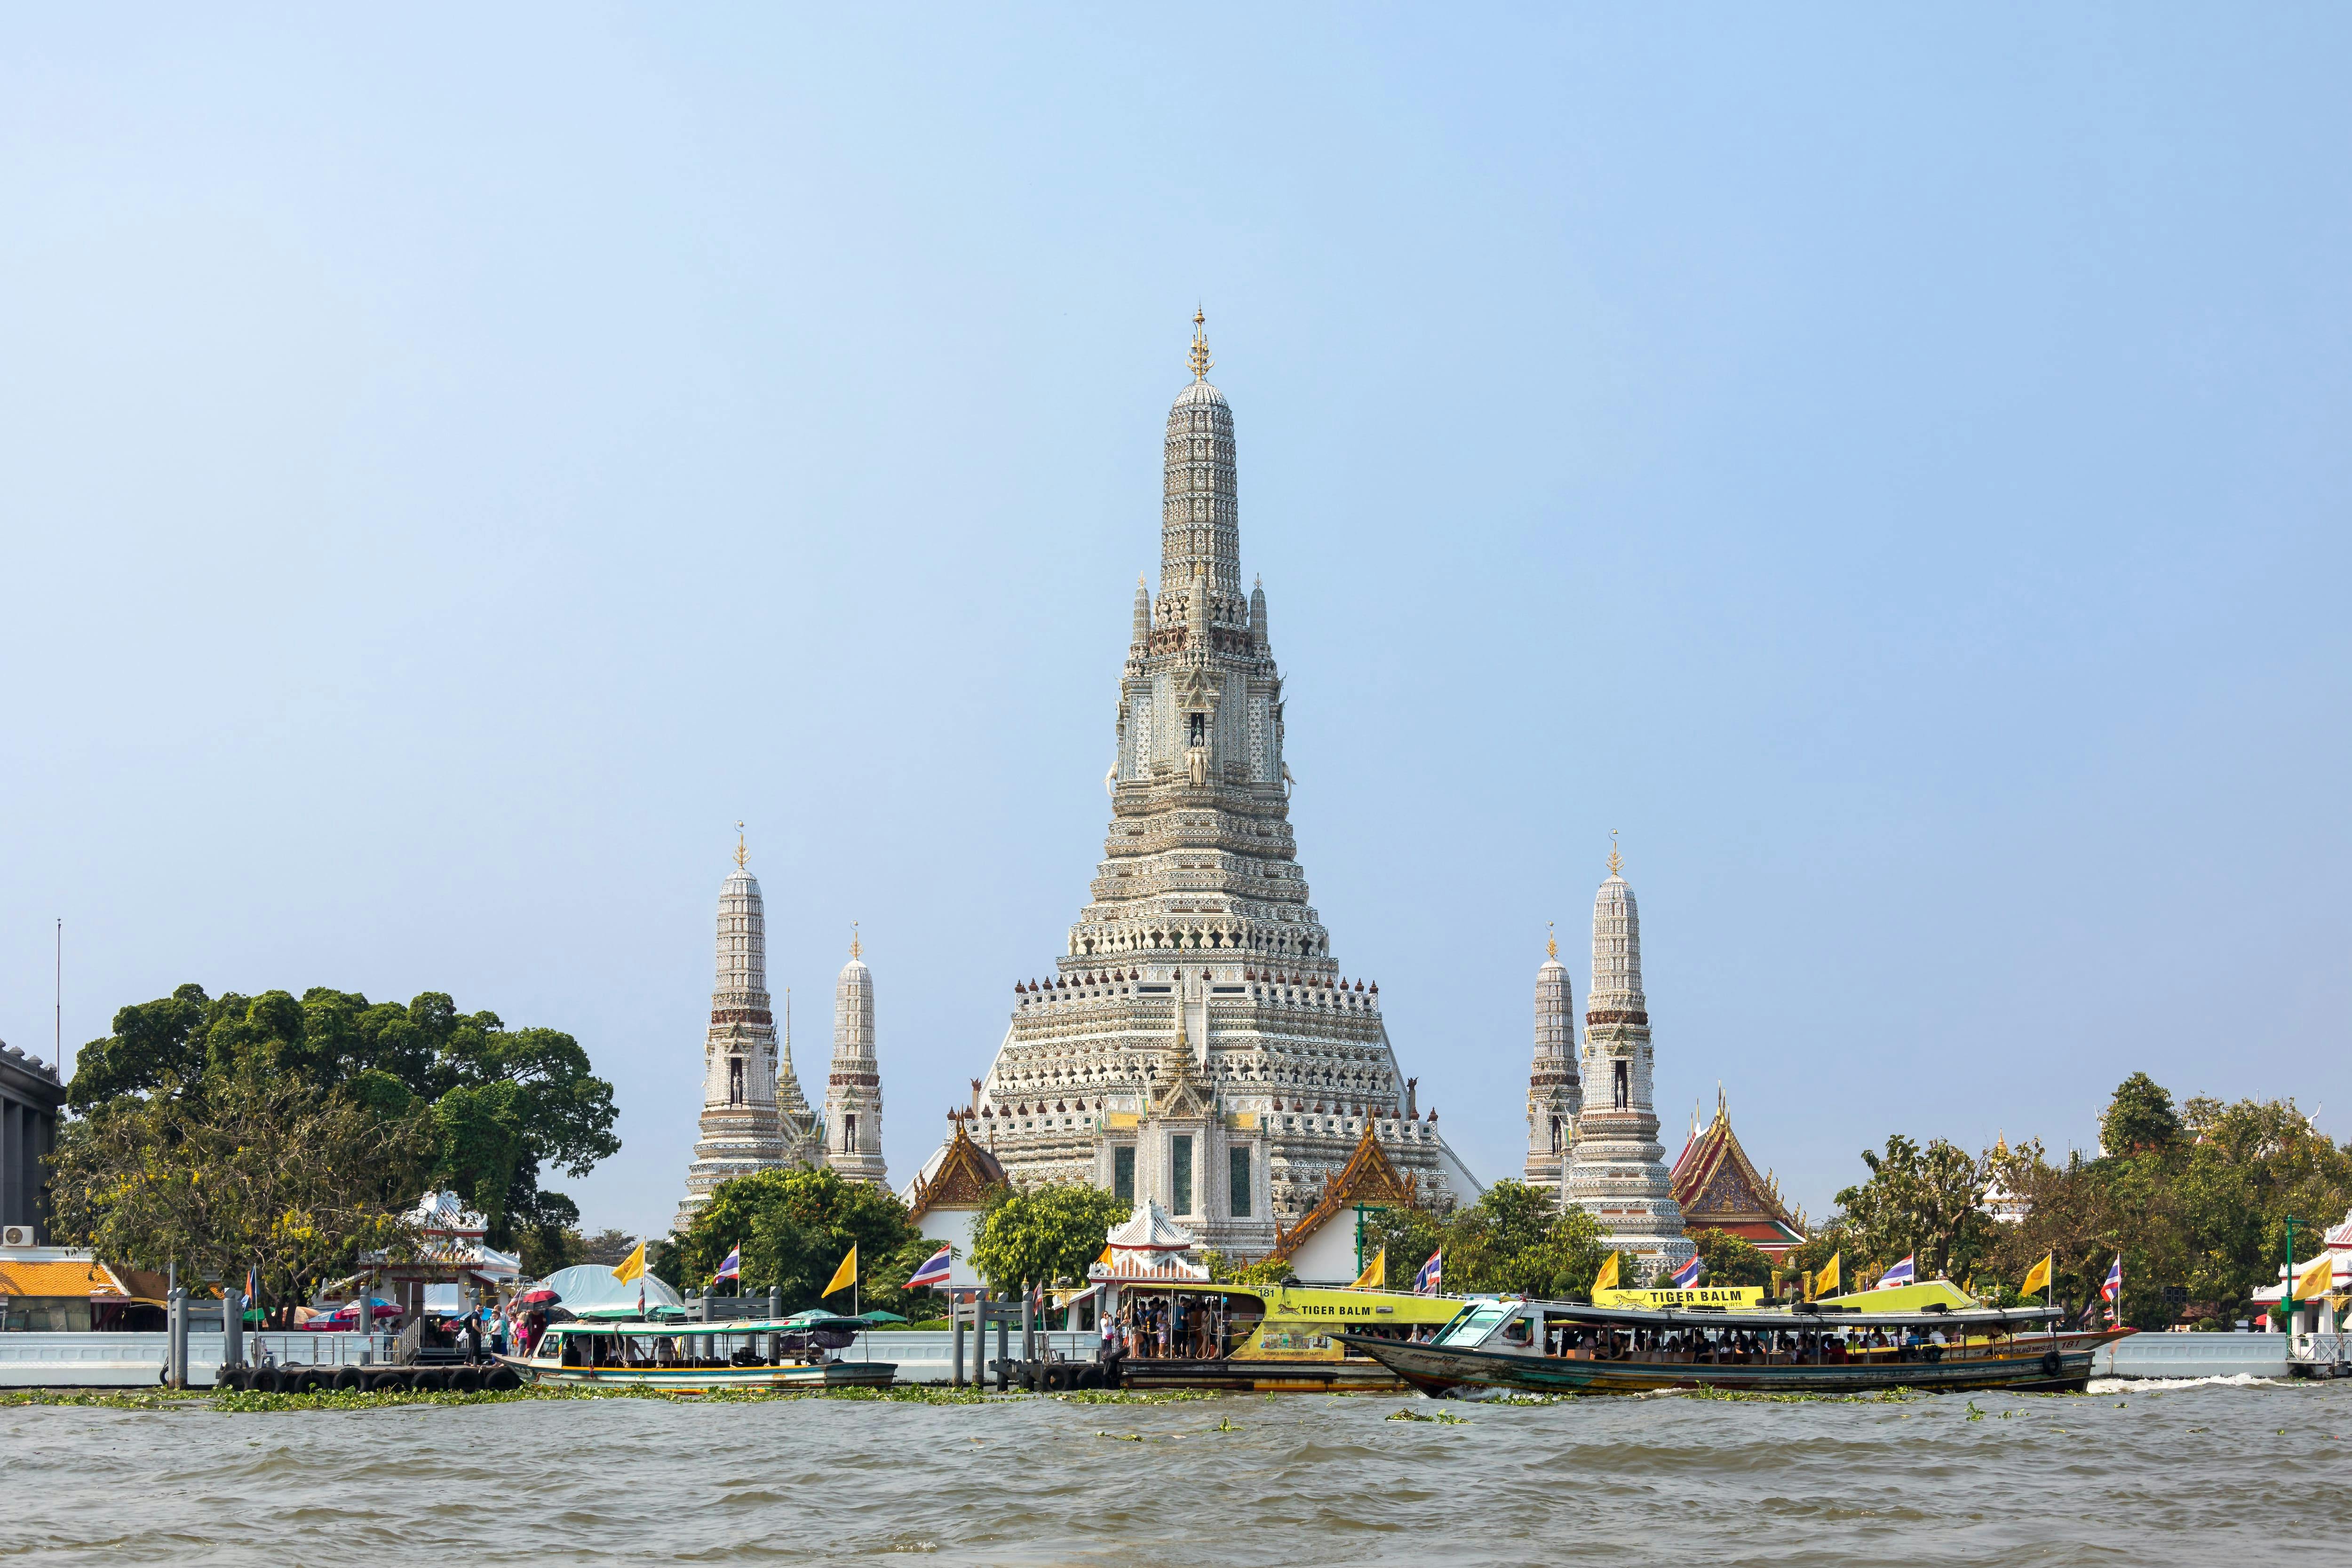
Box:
1107;1354;1414;1393
502;1354;897;1393
1337;1332;2123;1397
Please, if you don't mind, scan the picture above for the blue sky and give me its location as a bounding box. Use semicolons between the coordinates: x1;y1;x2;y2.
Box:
3;7;2345;1240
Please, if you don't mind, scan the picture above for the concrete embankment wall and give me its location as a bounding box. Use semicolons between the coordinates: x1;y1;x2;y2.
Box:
2094;1334;2290;1380
0;1332;390;1388
851;1330;1095;1384
0;1330;1088;1388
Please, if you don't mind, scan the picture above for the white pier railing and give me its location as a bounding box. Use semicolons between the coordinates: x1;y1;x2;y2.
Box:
2290;1332;2350;1370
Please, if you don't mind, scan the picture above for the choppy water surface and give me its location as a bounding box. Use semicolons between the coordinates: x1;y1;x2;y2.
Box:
2;1378;2343;1566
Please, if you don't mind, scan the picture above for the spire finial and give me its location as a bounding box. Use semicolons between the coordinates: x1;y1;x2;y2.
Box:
1546;921;1557;960
1188;307;1213;381
850;921;861;960
1607;829;1622;878
735;820;747;870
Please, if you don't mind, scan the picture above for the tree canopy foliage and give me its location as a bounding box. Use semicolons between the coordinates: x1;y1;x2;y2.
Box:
53;1072;433;1319
1361;1180;1611;1297
57;983;619;1305
1834;1133;1990;1284
1689;1228;1775;1288
657;1166;933;1318
970;1181;1129;1294
1812;1075;2352;1327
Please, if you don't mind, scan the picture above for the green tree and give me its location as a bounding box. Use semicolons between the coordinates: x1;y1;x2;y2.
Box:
1690;1228;1774;1288
63;984;620;1252
1442;1181;1610;1298
51;1071;435;1323
2101;1072;2184;1156
1357;1186;1605;1299
1980;1086;2352;1328
970;1180;1129;1295
1203;1250;1300;1287
663;1165;924;1316
1359;1202;1447;1285
1835;1134;1991;1283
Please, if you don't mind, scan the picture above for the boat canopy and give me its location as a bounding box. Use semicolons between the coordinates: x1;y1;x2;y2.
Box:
546;1314;868;1337
1438;1298;2068;1334
1815;1280;1979;1313
533;1264;687;1320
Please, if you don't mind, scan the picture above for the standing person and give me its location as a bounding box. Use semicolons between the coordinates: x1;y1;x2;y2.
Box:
1100;1299;1119;1363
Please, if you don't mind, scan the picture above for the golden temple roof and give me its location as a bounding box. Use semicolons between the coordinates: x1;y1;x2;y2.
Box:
1269;1124;1420;1263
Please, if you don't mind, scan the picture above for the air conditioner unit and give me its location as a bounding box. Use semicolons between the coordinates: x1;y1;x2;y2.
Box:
0;1226;35;1248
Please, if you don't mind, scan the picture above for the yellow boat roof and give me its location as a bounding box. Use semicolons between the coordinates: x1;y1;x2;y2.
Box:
1111;1279;1461;1321
1817;1279;1977;1312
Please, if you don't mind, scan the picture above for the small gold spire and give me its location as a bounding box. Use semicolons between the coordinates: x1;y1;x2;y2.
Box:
1546;921;1557;960
1607;829;1623;878
735;820;747;870
1188;307;1213;381
850;920;861;960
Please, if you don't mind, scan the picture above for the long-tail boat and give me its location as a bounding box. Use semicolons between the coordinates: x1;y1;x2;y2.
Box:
1339;1295;2130;1396
503;1314;895;1392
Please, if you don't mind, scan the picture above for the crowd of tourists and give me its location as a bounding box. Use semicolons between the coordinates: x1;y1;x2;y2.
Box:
1523;1319;1986;1366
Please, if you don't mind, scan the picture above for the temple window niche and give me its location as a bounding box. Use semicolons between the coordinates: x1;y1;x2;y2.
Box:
729;1057;744;1106
1113;1145;1136;1205
1172;1135;1195;1215
1613;1060;1629;1110
1229;1147;1252;1218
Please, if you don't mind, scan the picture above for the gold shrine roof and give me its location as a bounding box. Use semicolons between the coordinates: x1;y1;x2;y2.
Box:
1269;1124;1420;1262
905;1118;1008;1222
1668;1093;1806;1252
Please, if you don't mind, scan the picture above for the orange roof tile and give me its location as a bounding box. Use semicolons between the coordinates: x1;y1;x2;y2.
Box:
0;1259;126;1299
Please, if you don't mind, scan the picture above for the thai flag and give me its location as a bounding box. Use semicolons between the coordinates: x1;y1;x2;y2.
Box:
2100;1255;2123;1303
906;1244;954;1290
1876;1254;1916;1289
714;1244;741;1283
1415;1250;1443;1294
1671;1253;1705;1288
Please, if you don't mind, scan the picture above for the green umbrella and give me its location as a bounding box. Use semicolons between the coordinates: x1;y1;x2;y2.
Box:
858;1309;908;1323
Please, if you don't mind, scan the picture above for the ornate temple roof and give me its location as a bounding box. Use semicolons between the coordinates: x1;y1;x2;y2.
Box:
1106;1198;1199;1256
1094;1198;1211;1282
1668;1088;1806;1256
1270;1123;1421;1262
903;1116;1007;1222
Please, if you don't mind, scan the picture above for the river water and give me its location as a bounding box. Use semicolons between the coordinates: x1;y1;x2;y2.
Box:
3;1377;2341;1565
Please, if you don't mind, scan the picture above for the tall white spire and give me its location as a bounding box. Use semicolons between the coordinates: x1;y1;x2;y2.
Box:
1160;309;1239;621
1562;843;1692;1281
1523;924;1581;1196
823;927;888;1185
675;831;814;1233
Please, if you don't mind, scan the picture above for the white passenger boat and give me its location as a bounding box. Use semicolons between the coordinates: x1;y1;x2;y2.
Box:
502;1314;896;1392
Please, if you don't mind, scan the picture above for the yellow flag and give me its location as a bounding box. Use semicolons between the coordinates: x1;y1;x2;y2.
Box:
2020;1252;2051;1297
2294;1251;2334;1301
1097;1244;1115;1268
1814;1251;1840;1295
1593;1251;1620;1292
611;1240;646;1284
1350;1249;1386;1291
822;1243;859;1299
